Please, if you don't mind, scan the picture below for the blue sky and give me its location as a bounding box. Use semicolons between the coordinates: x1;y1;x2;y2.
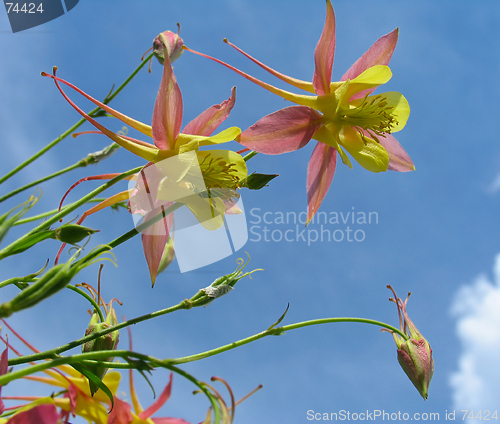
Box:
1;1;500;423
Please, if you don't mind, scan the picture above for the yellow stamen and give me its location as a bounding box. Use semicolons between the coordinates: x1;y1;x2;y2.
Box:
339;93;398;143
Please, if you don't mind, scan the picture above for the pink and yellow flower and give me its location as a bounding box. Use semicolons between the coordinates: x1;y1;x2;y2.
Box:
186;0;413;223
45;32;247;283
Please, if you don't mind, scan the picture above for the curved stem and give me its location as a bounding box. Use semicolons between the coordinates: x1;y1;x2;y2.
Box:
8;316;405;368
170;317;407;365
0;53;153;186
1;351;222;423
66;285;104;322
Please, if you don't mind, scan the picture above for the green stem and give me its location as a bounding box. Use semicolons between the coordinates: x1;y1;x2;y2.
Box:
8;315;406;369
13;198;125;226
7;301;190;365
170;317;407;365
4;350;160;383
66;285;105;322
0;167;142;261
0;162;82;204
243;150;258;162
0;53;153;186
1;352;221;422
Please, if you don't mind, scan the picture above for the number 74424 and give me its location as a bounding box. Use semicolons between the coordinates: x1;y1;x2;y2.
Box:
5;3;44;13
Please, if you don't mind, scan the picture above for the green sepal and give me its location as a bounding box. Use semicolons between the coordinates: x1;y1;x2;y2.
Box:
54;224;99;245
241;173;279;190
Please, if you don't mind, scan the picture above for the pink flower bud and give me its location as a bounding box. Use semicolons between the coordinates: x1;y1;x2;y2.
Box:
153;28;184;65
386;285;434;400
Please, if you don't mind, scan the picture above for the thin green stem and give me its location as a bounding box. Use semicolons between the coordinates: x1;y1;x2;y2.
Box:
0;53;153;186
0;162;82;204
66;285;104;322
8;315;405;369
7;301;190;365
0;167;142;261
14;198;125;226
243;151;258;162
170;317;407;365
1;351;221;422
3;350;157;384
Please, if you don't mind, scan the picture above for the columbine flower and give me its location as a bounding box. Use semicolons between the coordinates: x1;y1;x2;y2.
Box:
385;286;434;400
45;32;247;283
186;0;413;223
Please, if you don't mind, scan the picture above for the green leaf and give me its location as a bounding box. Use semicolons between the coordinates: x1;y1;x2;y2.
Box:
267;303;290;333
71;364;115;410
242;173;279;190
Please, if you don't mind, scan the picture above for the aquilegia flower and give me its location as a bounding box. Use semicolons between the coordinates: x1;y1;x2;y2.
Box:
45;32;247;283
186;0;413;223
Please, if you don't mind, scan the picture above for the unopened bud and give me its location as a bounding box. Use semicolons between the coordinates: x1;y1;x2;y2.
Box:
82;300;119;396
153;28;184;65
0;262;77;318
189;254;262;307
386;286;434;400
54;224;99;245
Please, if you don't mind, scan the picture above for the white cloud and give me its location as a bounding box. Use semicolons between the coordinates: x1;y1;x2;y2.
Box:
488;173;500;193
450;254;500;414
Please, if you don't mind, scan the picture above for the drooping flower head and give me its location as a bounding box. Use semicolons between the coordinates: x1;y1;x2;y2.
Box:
385;285;434;400
185;0;413;223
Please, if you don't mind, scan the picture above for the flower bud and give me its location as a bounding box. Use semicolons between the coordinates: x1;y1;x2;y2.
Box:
82;300;119;396
188;254;262;308
54;224;99;245
153;29;184;65
0;262;77;318
386;285;434;400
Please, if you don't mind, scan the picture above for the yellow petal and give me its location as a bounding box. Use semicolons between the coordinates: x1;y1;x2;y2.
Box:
185;196;226;231
200;126;242;146
343;65;392;102
379;91;410;132
339;126;389;172
313;125;352;169
197;150;248;181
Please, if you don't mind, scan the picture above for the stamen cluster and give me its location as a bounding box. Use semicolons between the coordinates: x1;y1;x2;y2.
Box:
340;94;399;143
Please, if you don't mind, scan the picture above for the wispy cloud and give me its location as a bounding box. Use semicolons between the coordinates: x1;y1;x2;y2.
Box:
487;173;500;193
450;254;500;413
